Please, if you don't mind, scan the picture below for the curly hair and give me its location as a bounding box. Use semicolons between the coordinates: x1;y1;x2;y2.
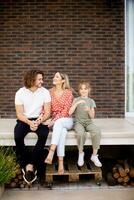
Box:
23;69;44;88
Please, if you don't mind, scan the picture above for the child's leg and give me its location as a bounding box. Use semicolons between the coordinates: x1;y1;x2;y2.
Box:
74;123;86;166
86;123;102;167
74;123;86;152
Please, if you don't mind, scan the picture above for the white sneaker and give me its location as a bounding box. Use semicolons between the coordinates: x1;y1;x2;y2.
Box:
91;154;102;167
78;152;84;167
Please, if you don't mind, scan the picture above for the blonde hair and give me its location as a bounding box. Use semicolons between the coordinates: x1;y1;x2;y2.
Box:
78;82;91;95
59;72;71;90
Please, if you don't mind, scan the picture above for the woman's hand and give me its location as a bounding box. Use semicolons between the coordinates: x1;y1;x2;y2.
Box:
35;115;43;126
44;119;54;127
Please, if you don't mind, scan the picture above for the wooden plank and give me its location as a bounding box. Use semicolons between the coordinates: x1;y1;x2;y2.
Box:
46;164;55;183
45;160;102;184
68;162;79;182
79;163;90;174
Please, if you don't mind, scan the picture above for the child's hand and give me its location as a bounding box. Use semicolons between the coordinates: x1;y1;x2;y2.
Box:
84;106;93;114
84;106;90;112
77;100;86;105
85;107;95;119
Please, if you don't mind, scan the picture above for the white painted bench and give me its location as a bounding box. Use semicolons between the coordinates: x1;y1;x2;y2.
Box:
0;118;134;146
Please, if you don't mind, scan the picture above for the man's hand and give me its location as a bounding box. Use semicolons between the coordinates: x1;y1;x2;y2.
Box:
35;115;43;126
29;120;38;131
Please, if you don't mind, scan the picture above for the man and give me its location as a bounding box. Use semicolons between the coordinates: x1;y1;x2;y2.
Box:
14;69;51;184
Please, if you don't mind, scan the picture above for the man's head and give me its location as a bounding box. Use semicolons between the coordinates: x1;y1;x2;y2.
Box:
23;69;44;89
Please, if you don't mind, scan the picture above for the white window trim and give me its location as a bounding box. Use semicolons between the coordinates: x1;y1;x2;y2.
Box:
125;0;134;117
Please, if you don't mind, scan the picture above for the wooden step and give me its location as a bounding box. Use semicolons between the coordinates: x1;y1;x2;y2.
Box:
45;161;102;184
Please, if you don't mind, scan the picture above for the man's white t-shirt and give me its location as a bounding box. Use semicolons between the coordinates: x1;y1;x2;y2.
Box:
15;87;51;118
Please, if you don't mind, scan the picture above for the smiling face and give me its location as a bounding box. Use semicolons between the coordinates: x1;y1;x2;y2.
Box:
79;84;91;98
53;72;64;86
34;74;44;88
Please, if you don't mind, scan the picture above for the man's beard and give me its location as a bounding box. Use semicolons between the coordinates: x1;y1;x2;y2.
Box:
36;83;42;88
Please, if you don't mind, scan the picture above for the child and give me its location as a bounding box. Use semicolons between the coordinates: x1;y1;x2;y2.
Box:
69;82;102;167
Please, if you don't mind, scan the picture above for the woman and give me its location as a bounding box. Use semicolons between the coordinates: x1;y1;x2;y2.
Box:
44;72;74;175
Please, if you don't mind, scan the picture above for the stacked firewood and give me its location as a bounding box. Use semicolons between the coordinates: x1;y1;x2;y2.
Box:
106;160;134;186
6;164;28;188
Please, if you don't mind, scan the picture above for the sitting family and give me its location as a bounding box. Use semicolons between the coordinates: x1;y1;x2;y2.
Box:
14;69;102;184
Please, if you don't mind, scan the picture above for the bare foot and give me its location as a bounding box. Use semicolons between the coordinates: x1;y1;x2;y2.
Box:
44;148;55;164
58;159;64;175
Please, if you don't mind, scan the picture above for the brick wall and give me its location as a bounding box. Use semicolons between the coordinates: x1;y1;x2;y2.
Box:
0;0;125;118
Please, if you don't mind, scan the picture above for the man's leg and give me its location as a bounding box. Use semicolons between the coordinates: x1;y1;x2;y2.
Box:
14;120;30;168
31;124;49;181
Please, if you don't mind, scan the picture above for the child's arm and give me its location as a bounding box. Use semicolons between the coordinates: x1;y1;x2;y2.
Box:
85;98;96;119
85;106;95;119
88;107;95;119
69;99;85;115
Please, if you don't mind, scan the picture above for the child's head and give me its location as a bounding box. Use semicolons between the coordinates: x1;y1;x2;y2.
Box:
78;82;91;97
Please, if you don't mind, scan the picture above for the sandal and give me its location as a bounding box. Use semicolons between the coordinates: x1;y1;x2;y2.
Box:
44;148;55;164
58;159;64;175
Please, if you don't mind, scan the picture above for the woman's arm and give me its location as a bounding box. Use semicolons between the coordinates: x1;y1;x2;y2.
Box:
36;102;51;125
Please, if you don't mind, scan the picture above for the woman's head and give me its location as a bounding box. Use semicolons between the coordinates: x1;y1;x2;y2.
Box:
78;82;91;97
53;72;71;90
23;69;44;88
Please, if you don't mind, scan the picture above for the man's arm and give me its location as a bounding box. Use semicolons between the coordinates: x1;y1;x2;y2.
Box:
15;105;34;126
36;102;51;124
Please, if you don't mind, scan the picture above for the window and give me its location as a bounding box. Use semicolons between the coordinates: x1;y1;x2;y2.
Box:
126;0;134;116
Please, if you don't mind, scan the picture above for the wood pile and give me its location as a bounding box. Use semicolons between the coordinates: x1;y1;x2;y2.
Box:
106;159;134;186
5;164;28;188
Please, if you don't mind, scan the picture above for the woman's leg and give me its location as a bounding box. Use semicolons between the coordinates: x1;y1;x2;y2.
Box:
56;118;73;157
45;118;73;165
56;118;73;174
56;128;68;174
44;144;56;164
